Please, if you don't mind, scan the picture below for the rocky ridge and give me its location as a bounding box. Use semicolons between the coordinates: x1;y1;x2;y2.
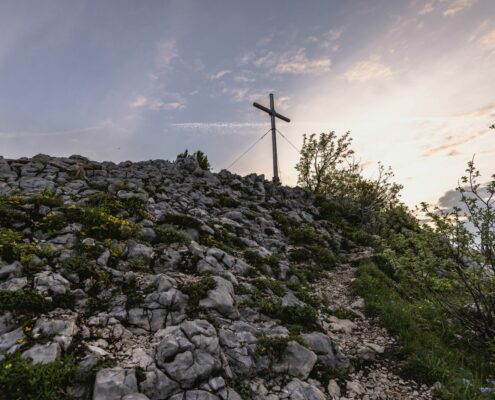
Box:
0;154;431;399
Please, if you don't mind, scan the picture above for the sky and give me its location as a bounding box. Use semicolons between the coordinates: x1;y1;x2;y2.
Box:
0;0;494;208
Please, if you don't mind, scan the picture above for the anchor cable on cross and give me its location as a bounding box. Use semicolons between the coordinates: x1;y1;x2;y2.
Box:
253;93;290;183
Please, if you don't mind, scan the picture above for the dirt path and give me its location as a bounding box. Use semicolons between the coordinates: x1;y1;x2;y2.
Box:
313;257;435;400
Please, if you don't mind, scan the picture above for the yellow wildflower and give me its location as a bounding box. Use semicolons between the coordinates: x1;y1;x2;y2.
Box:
4;363;12;370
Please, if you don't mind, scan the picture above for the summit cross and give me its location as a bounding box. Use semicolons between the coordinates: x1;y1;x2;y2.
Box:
253;93;291;183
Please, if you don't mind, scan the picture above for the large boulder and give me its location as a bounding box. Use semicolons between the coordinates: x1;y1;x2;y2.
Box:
155;320;222;388
283;379;326;400
199;276;238;318
301;332;350;369
21;342;61;364
272;341;317;380
93;367;138;400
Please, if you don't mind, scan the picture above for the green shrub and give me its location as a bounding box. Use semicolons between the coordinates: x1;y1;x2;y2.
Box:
256;334;307;360
63;255;108;282
243;250;265;269
288;225;319;245
162;214;202;230
253;278;285;297
180;276;217;310
215;195;240;208
155;226;191;245
0;228;22;262
0;290;53;315
353;260;492;399
258;299;318;333
0;354;84;400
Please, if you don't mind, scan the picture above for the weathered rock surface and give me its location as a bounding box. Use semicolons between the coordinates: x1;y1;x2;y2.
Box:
0;154;433;399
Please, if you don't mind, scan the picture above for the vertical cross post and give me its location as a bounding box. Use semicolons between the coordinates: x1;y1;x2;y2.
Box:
253;93;290;183
269;94;279;182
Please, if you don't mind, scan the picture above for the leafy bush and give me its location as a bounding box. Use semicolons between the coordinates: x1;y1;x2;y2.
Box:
353;260;493;399
296;132;402;231
258;299;318;333
154;226;191;245
162;214;202;230
0;354;84;400
215;195;240;208
180;276;217;310
256;334;307;360
62;255;108;283
0;290;53;315
288;225;319;245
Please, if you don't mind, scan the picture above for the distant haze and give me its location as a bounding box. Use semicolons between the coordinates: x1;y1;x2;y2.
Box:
0;0;494;207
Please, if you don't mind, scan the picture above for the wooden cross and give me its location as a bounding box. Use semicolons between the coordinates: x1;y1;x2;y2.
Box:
253;93;290;183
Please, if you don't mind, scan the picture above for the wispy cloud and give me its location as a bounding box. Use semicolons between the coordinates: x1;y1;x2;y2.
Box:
156;39;178;68
0;125;102;139
209;69;232;80
443;0;476;17
344;60;392;82
422;128;490;156
479;29;495;51
418;1;435;16
130;95;185;111
221;87;249;102
170;121;269;135
253;48;331;75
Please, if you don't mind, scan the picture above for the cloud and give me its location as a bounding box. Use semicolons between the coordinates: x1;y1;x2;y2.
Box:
170;122;268;135
222;87;249;102
418;1;435;16
479;29;495;51
443;0;476;17
458;104;495;118
233;74;255;83
254;48;331;75
130;95;148;108
344;60;392;82
318;29;342;51
422;129;490;156
129;95;185;111
209;69;232;80
0;125;102;139
157;39;178;68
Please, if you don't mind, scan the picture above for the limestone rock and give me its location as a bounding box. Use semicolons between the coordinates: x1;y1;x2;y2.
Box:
93;367;138;400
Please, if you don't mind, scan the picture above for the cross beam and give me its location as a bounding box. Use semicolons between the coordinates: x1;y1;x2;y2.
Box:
253;93;290;183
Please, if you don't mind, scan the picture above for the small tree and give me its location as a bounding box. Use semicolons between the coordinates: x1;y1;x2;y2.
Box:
193;150;211;171
295;131;402;230
176;149;211;171
419;159;495;342
295;131;357;193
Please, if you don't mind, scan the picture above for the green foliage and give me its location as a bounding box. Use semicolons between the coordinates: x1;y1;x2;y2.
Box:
36;204;140;240
180;276;217;311
297;132;402;232
0;228;22;262
253;278;285;297
296;131;356;193
155;226;191;245
0;354;84;400
214;195;240;208
256;334;307;360
0;290;53;315
177;149;211;170
353;260;493;399
258;299;318;333
419;159;495;342
288;225;318;245
243;250;265;269
62;255;108;282
162;213;202;230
